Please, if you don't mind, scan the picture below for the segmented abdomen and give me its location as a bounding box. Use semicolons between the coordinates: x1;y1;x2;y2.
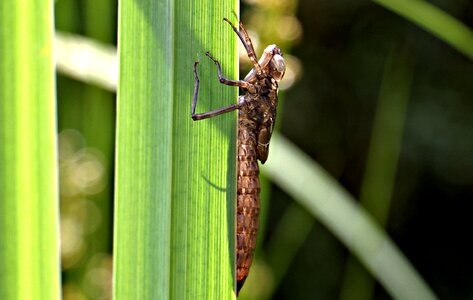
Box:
236;120;260;293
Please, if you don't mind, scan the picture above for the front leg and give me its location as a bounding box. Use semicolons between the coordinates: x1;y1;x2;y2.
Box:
205;51;252;89
223;17;262;76
191;61;242;121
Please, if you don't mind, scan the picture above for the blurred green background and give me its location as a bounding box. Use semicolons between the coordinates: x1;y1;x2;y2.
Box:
54;0;473;299
56;0;115;299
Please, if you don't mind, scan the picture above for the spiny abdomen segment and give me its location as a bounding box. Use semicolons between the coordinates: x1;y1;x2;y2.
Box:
236;122;260;293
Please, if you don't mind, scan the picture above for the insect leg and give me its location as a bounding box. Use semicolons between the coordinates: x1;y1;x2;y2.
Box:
192;61;242;121
205;51;251;89
223;17;262;75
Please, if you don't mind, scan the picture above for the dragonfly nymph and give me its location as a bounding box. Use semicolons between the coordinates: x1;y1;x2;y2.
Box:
191;17;286;294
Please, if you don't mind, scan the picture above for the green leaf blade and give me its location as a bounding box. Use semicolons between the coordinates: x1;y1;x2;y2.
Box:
114;0;238;298
114;0;173;298
171;3;238;298
0;0;60;299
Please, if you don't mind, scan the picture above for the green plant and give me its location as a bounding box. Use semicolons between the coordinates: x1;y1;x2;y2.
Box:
0;0;60;299
114;0;238;298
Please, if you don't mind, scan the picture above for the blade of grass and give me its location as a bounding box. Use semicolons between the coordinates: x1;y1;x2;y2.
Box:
373;0;473;61
172;1;239;298
114;0;238;298
262;134;438;300
0;1;60;300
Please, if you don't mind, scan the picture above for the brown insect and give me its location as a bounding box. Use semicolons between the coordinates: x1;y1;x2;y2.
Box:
191;17;285;294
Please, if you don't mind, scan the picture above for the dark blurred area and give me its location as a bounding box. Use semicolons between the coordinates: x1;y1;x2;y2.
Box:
258;1;473;300
55;0;473;299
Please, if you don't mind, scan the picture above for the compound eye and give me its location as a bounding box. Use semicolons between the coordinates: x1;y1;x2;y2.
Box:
272;54;286;73
270;54;286;81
